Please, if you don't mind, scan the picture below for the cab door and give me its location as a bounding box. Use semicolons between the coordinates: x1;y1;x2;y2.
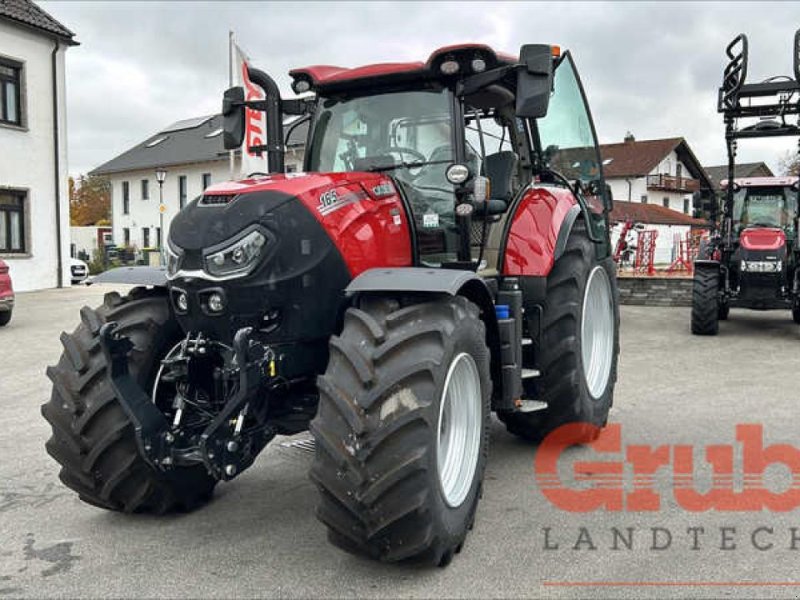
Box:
533;52;611;253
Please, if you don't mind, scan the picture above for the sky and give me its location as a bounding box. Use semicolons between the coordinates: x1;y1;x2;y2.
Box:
40;1;800;177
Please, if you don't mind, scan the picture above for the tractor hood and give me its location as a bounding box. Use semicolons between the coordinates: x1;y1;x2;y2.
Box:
739;227;786;251
169;172;398;252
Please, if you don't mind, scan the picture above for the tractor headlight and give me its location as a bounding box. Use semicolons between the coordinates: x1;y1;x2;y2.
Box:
165;240;182;277
204;227;269;280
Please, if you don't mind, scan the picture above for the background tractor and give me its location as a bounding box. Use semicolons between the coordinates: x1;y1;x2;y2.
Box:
43;43;619;566
692;29;800;334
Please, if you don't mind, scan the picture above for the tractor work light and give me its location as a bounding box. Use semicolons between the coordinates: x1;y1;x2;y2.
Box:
204;228;268;279
176;292;189;312
446;163;470;185
292;78;311;94
440;60;460;75
471;58;487;73
740;259;781;273
207;293;225;313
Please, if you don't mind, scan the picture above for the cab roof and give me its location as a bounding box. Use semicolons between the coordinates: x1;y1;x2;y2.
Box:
289;44;519;93
722;176;799;188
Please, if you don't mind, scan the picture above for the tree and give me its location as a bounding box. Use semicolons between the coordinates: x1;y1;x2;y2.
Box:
779;151;800;177
70;174;111;226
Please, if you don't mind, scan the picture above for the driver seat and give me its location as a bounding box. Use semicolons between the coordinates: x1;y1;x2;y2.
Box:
475;151;518;217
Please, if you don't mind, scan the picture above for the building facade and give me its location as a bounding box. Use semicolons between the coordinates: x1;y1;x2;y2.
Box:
600;135;712;264
0;0;76;291
92;115;306;251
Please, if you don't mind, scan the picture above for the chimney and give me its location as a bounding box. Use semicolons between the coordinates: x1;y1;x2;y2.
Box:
624;131;635;143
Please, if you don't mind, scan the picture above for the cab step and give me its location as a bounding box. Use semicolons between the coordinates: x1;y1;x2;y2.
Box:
516;399;548;413
521;367;540;379
521;337;532;346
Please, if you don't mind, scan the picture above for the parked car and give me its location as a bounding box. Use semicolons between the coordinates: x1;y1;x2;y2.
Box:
0;259;14;327
70;257;89;284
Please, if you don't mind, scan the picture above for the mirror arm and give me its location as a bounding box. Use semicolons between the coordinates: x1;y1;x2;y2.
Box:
456;65;517;97
247;65;285;173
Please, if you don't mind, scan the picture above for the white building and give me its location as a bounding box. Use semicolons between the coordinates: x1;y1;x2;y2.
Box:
601;135;712;264
70;225;111;260
0;0;76;291
92;115;307;251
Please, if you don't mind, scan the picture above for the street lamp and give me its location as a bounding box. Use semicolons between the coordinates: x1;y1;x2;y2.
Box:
155;168;167;265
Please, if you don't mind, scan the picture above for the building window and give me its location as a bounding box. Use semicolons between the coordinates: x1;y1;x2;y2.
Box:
662;197;669;208
676;164;682;179
0;59;22;126
122;181;130;214
202;173;212;189
141;179;149;200
641;194;648;204
156;227;162;249
0;190;26;253
142;227;150;248
179;175;187;209
684;198;690;214
123;227;130;246
286;164;297;173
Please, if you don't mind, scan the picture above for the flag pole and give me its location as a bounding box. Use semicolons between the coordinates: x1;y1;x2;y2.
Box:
228;30;235;180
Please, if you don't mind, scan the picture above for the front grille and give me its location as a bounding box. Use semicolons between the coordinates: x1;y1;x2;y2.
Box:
200;194;237;206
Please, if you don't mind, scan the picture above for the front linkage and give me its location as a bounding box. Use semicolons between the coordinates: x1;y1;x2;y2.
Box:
99;323;277;482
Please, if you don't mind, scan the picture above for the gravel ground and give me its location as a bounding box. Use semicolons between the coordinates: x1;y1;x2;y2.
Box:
1;285;800;599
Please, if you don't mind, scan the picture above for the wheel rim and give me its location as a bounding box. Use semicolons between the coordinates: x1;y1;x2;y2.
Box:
437;352;482;508
581;266;615;399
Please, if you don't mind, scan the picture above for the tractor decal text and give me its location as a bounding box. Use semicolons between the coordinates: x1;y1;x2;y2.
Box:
535;423;800;512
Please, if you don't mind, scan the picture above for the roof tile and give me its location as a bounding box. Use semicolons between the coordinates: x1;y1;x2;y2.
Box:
0;0;76;42
610;201;706;227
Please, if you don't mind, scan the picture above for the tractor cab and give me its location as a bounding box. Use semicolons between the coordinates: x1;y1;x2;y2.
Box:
729;178;798;234
222;43;611;268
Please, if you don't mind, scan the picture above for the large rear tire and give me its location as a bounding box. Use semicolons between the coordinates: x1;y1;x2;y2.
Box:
498;220;619;444
0;310;11;327
310;295;491;566
691;268;720;335
42;287;217;513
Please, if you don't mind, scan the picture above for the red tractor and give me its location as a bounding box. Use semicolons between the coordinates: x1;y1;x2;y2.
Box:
43;43;619;566
691;30;800;334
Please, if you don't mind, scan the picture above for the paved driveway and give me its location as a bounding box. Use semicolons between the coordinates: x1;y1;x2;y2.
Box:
1;286;799;598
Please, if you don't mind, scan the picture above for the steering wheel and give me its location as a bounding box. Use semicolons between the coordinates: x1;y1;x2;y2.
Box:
382;146;427;177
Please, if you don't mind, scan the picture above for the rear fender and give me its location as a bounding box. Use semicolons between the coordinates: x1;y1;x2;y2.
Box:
694;259;722;272
501;187;582;277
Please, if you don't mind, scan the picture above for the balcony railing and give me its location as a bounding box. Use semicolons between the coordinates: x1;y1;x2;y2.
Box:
646;174;700;192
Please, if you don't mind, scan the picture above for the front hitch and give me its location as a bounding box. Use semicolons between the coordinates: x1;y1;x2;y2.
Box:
99;323;276;481
199;327;277;481
99;322;174;471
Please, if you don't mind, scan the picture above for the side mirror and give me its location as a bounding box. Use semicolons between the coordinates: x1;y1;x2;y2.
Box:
222;86;245;150
604;183;614;211
515;44;553;119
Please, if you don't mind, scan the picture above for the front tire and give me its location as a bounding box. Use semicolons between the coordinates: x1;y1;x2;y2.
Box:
0;310;11;326
42;287;217;513
310;295;491;566
691;268;720;335
499;220;619;443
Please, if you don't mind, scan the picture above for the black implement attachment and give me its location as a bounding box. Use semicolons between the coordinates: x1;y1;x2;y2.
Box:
99;322;276;482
